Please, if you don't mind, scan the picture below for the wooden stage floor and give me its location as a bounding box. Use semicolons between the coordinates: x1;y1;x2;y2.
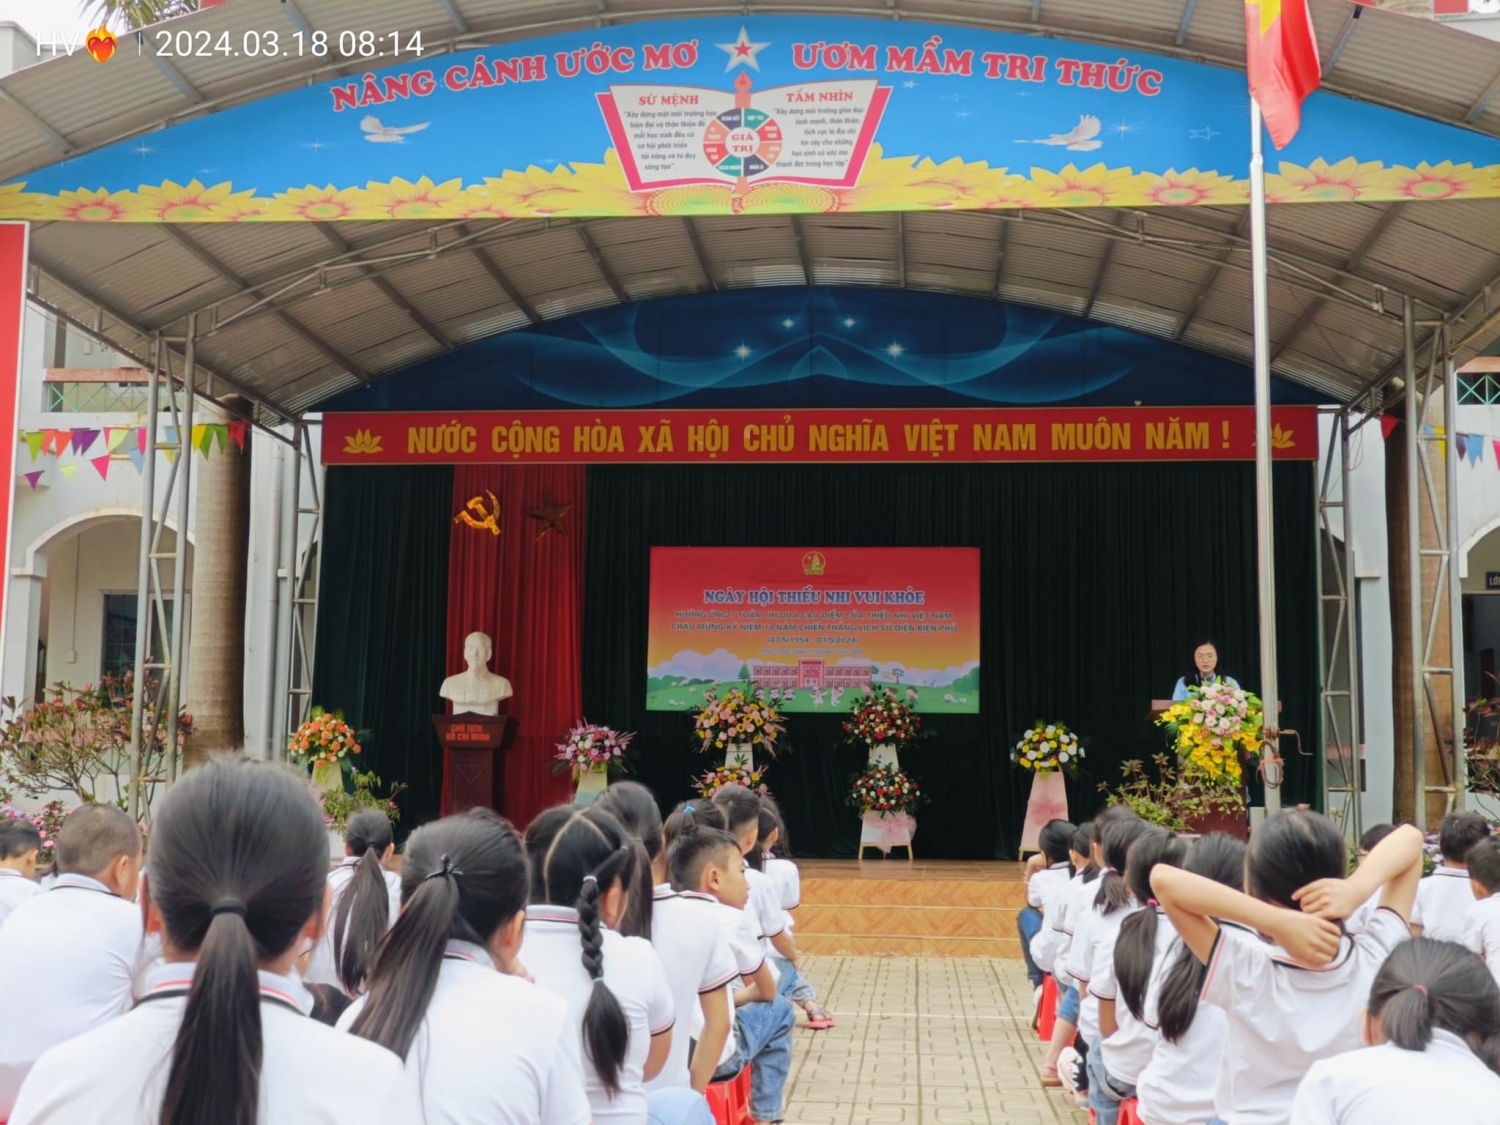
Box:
793;860;1027;958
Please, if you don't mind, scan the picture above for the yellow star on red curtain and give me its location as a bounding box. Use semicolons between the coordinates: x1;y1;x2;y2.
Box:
525;494;572;539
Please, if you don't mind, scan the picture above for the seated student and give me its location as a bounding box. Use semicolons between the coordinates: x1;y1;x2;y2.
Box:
604;786;729;1113
1068;818;1153;1118
0;804;144;1117
713;786;799;990
1134;834;1247;1125
0;816;42;926
668;814;794;1125
1462;837;1500;988
1039;821;1097;1088
597;781;665;941
524;805;675;1125
1413;811;1490;942
1093;828;1186;1125
752;796;831;1030
345;808;591;1125
1023;819;1076;1000
1152;810;1423;1125
1053;803;1139;1101
9;760;418;1125
1290;938;1500;1124
304;808;403;996
1346;824;1396;935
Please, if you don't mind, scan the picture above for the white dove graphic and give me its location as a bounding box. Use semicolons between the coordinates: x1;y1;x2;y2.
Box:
360;115;430;144
1016;114;1103;151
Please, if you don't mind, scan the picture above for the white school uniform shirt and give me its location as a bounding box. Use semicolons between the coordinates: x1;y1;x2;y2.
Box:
744;867;788;974
1202;906;1410;1125
0;873;144;1116
524;904;676;1125
304;854;404;990
1080;900;1140;1046
0;868;39;928
1412;866;1474;943
707;896;770;1069
1027;863;1073;973
1289;1030;1500;1125
647;886;739;1091
1059;880;1104;994
1098;906;1164;1088
1463;894;1500;989
1343;889;1381;935
1134;917;1230;1125
10;961;420;1125
765;857;800;924
339;940;591;1125
1045;871;1086;983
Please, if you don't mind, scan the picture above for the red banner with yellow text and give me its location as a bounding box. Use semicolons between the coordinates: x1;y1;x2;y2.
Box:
323;406;1318;466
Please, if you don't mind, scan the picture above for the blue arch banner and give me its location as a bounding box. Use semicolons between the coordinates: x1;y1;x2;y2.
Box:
4;15;1497;221
318;288;1324;413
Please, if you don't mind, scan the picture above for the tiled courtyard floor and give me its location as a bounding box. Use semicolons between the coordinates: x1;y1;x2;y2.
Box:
782;956;1086;1125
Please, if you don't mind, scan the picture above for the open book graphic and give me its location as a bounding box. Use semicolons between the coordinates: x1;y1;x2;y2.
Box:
597;71;891;193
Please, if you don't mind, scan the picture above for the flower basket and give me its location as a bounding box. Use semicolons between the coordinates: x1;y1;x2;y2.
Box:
1012;720;1085;778
289;707;367;776
554;721;634;780
846;763;924;817
1155;682;1262;801
692;689;784;759
694;756;769;798
844;689;924;754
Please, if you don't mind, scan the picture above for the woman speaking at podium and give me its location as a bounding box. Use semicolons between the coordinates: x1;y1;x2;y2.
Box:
1171;638;1238;702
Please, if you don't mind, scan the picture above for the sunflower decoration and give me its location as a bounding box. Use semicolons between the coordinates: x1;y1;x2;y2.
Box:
128;179;262;222
354;175;465;220
266;184;366;222
1136;168;1248;208
1027;163;1152;208
1381;160;1488;202
1266;157;1384;204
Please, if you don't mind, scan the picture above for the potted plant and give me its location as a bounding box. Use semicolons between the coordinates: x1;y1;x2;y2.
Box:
1153;681;1261;836
316;770;406;858
555;721;634;805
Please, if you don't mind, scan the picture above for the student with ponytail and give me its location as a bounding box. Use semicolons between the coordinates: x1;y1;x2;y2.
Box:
1063;816;1152;1112
1090;828;1185;1125
1291;938;1500;1123
9;759;418;1125
1153;811;1424;1125
597;782;664;941
1039;820;1097;1088
525;804;676;1125
1134;834;1246;1125
304;809;402;996
343;808;590;1125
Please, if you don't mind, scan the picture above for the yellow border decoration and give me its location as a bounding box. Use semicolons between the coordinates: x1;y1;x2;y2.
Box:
5;148;1499;222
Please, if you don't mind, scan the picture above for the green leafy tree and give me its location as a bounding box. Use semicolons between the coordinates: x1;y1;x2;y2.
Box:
88;0;198;29
737;663;750;682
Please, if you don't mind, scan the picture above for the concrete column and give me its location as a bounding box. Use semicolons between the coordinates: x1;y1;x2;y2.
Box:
1;568;43;708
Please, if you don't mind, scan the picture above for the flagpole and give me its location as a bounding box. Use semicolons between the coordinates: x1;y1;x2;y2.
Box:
1249;96;1281;817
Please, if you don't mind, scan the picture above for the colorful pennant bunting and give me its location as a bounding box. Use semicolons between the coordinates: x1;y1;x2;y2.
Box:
23;471;42;490
90;455;111;480
1380;415;1399;441
228;420;248;450
57;464;75;481
126;445;145;474
105;427;128;453
69;428;99;456
23;431;42;461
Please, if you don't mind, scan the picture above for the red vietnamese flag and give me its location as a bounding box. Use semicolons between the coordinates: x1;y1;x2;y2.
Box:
1245;0;1322;149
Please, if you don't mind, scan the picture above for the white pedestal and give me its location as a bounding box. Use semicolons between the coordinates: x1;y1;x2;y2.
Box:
725;743;753;771
859;811;915;859
868;743;900;770
326;828;344;861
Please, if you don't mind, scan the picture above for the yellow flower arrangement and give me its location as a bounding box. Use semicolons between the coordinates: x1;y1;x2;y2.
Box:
1155;681;1264;793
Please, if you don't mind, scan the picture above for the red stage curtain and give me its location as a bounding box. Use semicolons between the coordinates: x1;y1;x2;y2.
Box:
446;465;585;828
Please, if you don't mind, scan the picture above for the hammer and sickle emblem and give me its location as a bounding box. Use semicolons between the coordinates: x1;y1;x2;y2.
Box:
453;490;501;536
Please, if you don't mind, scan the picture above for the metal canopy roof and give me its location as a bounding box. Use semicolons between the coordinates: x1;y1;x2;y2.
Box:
7;0;1500;420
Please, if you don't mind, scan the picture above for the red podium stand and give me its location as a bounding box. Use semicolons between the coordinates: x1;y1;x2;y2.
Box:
434;713;513;816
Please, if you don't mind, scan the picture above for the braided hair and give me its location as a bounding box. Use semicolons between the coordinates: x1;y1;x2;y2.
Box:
526;804;638;1097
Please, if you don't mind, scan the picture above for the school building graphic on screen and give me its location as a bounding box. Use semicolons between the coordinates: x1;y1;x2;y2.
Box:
750;659;872;691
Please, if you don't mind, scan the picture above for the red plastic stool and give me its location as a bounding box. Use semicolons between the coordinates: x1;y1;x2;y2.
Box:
704;1065;753;1125
1119;1098;1144;1125
1037;973;1058;1042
